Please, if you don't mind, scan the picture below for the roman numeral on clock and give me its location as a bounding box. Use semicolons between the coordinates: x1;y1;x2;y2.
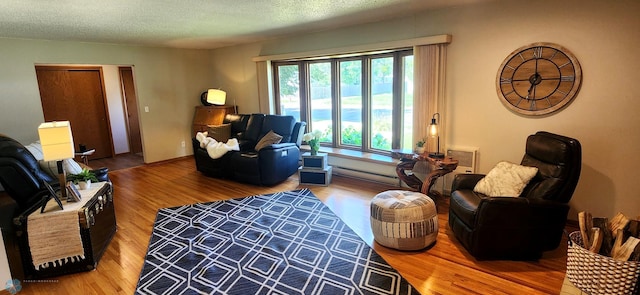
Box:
561;75;575;81
532;47;543;59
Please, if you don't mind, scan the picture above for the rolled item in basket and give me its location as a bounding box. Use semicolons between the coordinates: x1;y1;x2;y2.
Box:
611;230;640;262
589;228;602;254
578;211;593;249
592;217;613;256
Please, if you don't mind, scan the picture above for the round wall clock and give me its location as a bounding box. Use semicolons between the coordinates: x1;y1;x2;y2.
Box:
496;42;582;116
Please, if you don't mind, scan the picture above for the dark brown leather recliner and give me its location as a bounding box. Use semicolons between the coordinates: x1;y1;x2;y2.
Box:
448;131;582;260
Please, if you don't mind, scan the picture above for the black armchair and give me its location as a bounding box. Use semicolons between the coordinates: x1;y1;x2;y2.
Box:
448;131;582;260
0;134;109;278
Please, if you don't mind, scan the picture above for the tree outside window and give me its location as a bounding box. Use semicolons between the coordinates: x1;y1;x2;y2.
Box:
273;49;413;155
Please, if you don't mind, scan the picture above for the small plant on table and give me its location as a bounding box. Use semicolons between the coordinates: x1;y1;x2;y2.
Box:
67;168;98;190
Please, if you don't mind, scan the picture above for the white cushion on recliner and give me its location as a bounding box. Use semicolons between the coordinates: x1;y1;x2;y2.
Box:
24;141;44;160
473;161;538;197
63;158;83;174
25;141;83;177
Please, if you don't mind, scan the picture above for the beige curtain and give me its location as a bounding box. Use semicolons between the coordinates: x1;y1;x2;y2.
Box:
255;61;274;114
413;44;447;155
412;44;447;174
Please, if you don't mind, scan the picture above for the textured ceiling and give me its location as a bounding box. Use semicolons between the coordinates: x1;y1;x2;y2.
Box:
0;0;487;49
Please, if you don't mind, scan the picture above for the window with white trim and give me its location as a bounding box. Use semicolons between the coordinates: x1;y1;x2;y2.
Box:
273;49;413;155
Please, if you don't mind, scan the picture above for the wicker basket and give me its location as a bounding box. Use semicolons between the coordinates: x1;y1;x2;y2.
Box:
567;231;640;294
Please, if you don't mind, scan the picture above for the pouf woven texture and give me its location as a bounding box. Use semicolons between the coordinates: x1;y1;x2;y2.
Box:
370;190;438;251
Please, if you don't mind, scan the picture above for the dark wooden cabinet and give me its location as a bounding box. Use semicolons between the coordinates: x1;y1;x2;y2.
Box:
192;105;236;136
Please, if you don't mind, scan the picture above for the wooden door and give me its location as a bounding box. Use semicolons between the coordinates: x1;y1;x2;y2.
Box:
36;66;114;160
119;67;143;155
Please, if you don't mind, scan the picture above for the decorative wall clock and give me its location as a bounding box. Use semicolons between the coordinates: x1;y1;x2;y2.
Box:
496;42;582;116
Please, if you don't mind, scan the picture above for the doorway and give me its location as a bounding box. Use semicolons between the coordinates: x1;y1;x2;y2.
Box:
36;66;114;160
119;67;143;155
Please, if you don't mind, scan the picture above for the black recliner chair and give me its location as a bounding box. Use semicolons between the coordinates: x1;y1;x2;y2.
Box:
0;134;109;279
448;131;582;260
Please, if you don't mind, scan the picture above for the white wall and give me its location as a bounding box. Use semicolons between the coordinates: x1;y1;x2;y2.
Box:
102;65;130;154
441;0;640;220
210;0;640;220
210;44;263;114
0;234;10;284
0;39;214;163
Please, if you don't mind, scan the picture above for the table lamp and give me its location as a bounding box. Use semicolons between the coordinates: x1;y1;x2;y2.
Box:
38;121;75;199
206;89;227;105
428;113;444;159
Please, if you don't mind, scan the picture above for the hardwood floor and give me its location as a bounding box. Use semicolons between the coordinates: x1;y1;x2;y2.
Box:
14;157;571;294
87;152;145;171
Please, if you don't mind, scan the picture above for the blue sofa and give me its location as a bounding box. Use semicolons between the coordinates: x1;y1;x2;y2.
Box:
192;113;306;186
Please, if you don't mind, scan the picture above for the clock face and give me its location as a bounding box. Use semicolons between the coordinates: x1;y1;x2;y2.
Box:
496;42;582;116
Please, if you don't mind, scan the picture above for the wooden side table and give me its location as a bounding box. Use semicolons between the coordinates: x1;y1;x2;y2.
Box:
391;149;459;199
192;105;236;136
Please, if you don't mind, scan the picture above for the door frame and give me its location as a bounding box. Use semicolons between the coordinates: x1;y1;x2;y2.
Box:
35;65;115;159
118;66;143;155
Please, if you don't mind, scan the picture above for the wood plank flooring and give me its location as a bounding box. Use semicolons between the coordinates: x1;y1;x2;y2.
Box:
87;152;144;171
13;157;572;294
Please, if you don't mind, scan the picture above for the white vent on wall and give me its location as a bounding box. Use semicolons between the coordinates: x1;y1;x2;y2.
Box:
443;146;478;194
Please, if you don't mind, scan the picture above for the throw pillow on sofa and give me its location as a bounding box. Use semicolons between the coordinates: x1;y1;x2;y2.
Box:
255;130;282;151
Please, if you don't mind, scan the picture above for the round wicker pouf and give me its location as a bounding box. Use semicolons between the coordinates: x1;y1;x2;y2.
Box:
370;190;438;251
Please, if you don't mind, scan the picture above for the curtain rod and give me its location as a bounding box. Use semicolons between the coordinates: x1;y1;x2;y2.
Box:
252;34;451;62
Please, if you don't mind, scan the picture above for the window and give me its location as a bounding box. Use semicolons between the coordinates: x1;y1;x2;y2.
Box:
274;64;301;122
309;62;333;143
273;49;413;154
339;60;362;147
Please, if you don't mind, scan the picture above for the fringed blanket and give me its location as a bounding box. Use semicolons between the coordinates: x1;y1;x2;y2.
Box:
27;183;104;269
196;132;239;159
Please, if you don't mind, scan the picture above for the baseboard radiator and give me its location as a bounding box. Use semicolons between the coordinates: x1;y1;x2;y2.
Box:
443;146;479;195
331;166;399;186
298;151;400;186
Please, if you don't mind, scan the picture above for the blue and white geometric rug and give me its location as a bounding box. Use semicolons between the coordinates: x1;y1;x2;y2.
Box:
135;189;420;294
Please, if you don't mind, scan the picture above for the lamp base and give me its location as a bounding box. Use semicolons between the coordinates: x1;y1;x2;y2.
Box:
56;160;68;199
429;152;445;159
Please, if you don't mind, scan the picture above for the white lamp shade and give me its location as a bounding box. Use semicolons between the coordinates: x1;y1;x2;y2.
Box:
38;121;75;161
207;89;226;105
